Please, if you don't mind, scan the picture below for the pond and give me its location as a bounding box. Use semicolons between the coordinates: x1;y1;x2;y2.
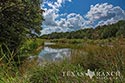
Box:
38;46;71;62
28;42;71;64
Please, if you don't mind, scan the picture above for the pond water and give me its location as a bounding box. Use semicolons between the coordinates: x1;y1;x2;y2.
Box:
36;42;71;63
38;47;71;62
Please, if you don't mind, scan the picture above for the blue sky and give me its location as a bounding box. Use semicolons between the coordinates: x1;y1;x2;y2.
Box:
41;0;125;35
60;0;125;15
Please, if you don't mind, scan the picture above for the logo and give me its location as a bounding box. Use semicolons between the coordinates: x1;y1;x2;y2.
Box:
62;69;122;79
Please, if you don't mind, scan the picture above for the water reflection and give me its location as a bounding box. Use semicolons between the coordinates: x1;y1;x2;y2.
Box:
38;47;71;62
44;42;55;45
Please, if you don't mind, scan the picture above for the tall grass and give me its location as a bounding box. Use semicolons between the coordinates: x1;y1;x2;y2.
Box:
0;38;125;83
0;44;30;83
0;38;44;83
28;39;125;83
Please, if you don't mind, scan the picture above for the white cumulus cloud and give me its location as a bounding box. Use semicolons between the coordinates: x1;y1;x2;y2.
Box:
86;3;125;26
41;0;86;35
58;13;85;30
41;2;125;35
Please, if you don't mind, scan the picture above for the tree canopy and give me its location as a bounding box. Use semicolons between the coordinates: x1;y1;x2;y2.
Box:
0;0;44;52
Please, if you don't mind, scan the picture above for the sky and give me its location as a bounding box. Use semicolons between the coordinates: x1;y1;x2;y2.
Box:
41;0;125;35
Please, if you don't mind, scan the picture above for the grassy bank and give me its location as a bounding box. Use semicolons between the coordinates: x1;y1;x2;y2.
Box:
20;38;45;56
47;38;125;49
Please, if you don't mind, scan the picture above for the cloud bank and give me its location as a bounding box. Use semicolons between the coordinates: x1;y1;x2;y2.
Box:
86;3;125;26
41;1;125;35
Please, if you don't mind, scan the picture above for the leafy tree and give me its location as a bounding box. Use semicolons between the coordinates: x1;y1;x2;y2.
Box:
0;0;44;53
116;20;125;37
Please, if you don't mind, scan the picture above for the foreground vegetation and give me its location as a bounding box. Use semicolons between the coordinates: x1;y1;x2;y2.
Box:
0;38;125;83
27;38;125;83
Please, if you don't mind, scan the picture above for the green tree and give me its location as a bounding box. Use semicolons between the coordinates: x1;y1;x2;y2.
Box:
116;20;125;37
0;0;44;53
40;20;125;39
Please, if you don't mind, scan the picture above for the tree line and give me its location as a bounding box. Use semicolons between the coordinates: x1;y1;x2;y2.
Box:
41;20;125;39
